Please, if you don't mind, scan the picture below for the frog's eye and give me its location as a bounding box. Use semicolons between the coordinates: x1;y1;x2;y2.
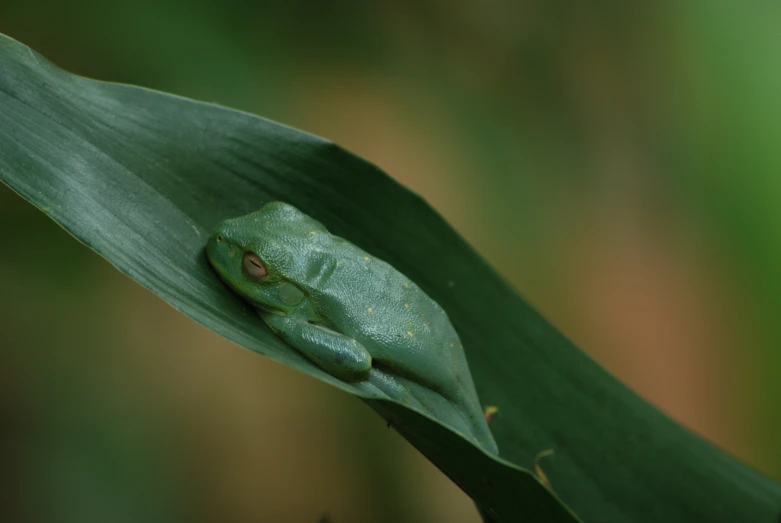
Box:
242;252;268;280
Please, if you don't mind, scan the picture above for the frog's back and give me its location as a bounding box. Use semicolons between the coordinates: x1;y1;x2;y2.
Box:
255;203;469;395
306;233;475;401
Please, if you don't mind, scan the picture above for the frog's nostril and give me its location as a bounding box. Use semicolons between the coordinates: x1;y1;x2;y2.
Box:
216;235;224;242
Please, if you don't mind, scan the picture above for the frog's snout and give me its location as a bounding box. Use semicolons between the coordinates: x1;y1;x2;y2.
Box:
206;229;238;273
206;231;221;261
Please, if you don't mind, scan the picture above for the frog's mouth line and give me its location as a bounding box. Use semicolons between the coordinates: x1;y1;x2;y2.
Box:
252;302;287;317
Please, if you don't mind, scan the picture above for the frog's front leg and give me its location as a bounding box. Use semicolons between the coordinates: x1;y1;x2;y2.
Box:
260;311;372;382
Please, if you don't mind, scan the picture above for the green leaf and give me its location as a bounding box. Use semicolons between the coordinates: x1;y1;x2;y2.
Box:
0;34;778;522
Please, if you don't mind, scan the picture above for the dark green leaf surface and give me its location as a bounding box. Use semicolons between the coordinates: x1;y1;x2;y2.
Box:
0;34;778;522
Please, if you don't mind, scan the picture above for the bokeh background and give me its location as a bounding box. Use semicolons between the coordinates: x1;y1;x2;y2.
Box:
1;2;780;522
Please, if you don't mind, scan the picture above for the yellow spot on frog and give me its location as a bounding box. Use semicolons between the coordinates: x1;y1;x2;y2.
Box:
403;283;409;288
368;307;374;314
364;256;370;261
450;342;454;348
407;331;414;337
534;449;555;490
310;231;316;236
404;303;409;309
423;322;429;328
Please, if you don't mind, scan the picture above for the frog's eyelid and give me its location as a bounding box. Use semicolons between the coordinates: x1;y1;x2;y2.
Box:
242;252;268;279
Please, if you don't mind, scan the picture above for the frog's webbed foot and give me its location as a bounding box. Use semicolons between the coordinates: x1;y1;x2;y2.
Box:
365;365;476;438
260;312;371;382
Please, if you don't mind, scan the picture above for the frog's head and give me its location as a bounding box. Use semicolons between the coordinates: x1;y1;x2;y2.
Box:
206;201;325;316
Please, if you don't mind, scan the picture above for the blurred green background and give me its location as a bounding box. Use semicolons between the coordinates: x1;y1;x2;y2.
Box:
1;2;780;522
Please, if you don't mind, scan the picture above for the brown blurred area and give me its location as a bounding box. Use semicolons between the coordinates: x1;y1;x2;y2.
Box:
1;1;780;522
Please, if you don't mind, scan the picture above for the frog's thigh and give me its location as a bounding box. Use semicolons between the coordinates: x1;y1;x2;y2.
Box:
260;312;371;383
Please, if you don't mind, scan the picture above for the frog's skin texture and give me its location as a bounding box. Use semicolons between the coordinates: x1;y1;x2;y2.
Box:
207;202;498;455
